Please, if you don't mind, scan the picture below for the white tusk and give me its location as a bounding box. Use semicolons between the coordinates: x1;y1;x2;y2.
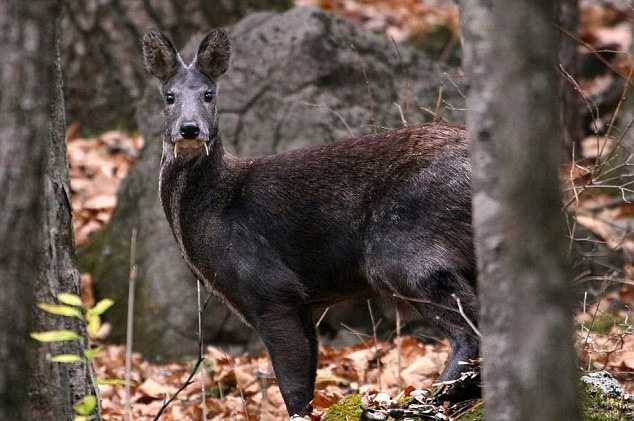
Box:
174;144;179;158
204;142;210;156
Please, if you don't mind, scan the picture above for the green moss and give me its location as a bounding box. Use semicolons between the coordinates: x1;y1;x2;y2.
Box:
586;313;625;335
582;385;634;421
397;395;414;407
323;395;363;421
321;379;633;421
455;405;484;421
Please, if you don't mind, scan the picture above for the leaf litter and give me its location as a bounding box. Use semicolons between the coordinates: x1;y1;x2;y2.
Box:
64;0;634;418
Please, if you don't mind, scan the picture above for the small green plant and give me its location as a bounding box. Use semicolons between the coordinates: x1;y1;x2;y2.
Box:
31;293;119;420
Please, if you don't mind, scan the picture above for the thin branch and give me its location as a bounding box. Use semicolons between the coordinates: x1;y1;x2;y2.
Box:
394;102;408;127
315;306;330;329
559;25;632;84
198;280;207;420
152;282;211;420
452;294;481;338
367;300;382;390
124;228;138;421
395;304;403;388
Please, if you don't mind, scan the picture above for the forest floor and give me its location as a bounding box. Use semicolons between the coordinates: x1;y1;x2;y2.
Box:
65;0;634;419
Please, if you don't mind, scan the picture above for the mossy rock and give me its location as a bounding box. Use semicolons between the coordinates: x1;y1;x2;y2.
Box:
582;382;634;420
323;395;363;421
324;377;633;421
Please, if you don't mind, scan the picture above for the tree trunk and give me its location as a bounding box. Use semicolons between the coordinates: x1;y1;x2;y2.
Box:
559;0;582;161
0;1;56;419
29;10;101;421
62;0;292;135
462;1;579;420
620;28;634;153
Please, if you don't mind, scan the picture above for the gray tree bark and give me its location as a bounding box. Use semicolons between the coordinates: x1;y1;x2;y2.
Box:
29;12;101;421
0;1;56;419
462;1;579;420
559;0;582;161
620;26;634;153
62;0;292;135
0;1;99;419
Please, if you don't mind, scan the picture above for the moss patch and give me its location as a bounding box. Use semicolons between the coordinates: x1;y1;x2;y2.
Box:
582;384;634;420
323;395;363;421
455;384;634;421
455;404;483;421
586;313;625;335
321;378;634;420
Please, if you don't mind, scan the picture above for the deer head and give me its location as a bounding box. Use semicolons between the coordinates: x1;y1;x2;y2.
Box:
142;30;231;159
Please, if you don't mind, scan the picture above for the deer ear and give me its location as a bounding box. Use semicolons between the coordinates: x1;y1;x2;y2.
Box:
195;29;231;80
143;31;180;81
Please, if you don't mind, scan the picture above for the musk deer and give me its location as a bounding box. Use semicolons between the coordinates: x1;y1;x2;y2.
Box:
143;29;478;418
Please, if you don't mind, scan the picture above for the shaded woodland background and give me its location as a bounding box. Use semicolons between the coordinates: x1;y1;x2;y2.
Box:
3;0;634;420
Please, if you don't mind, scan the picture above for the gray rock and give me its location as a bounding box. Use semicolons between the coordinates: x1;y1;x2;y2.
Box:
581;371;630;399
80;6;465;361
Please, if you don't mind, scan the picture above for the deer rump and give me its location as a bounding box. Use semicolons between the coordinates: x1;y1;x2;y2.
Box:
143;29;478;418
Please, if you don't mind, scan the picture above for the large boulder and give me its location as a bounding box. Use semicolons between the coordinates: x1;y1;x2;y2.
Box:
62;0;293;134
79;6;466;361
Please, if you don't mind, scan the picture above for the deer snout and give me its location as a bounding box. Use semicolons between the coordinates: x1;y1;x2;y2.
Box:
179;121;200;139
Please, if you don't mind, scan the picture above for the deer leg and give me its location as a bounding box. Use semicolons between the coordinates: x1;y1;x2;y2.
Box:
255;305;317;417
395;270;479;381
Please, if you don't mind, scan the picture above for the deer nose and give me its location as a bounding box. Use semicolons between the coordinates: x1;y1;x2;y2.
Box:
179;122;200;139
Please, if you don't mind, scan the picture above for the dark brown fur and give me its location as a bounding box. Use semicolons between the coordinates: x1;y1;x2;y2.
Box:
143;30;478;417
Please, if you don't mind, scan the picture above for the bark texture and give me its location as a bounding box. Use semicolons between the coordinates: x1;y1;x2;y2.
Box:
29;14;101;421
462;1;579;420
0;1;56;419
62;0;292;135
80;7;466;360
620;28;634;153
559;0;582;161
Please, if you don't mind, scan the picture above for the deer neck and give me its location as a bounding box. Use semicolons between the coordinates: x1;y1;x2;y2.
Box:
159;136;233;249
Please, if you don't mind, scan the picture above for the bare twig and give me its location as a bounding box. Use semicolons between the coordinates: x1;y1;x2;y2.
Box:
295;100;355;138
559;25;632;85
442;71;466;99
340;322;372;341
433;86;444;122
419;106;448;123
153;281;211;421
394;102;408;127
395;304;403;388
315;306;330;329
198;281;207;420
367;300;382;390
393;292;481;337
392;292;462;314
452;294;481;338
124;228;138;421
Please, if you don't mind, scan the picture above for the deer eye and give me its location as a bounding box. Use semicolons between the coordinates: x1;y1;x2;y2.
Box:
203;90;214;103
165;92;175;105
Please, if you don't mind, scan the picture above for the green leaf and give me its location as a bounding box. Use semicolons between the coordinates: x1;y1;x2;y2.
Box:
73;395;97;416
49;354;83;363
86;314;101;338
86;299;114;317
57;293;83;307
96;378;126;386
37;303;83;319
83;347;103;360
30;330;81;342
